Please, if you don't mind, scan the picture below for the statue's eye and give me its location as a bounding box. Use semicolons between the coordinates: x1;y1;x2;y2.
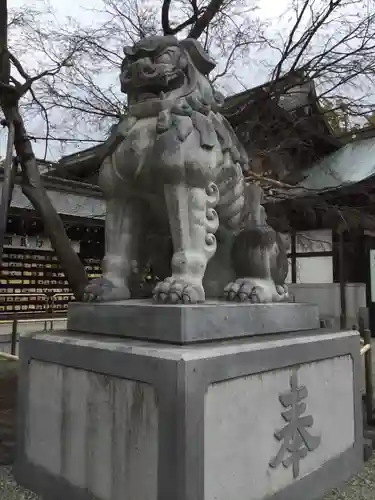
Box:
156;51;174;64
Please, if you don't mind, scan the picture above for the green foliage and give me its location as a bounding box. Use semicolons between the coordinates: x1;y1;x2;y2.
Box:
319;99;350;135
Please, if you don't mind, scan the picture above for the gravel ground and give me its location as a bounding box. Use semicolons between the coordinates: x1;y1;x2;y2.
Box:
323;455;375;500
0;467;40;499
1;458;375;500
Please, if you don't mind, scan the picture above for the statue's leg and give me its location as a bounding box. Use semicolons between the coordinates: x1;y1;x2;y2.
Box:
153;182;219;304
225;224;288;303
84;194;146;302
224;184;288;303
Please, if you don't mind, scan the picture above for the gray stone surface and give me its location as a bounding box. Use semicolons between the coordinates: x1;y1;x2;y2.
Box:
15;327;362;500
26;361;158;500
83;35;289;305
68;300;320;343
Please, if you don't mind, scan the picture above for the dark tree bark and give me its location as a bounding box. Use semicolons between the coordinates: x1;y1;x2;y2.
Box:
161;0;202;36
187;0;224;40
161;0;225;39
0;0;9;85
161;0;173;34
0;0;14;269
0;120;17;269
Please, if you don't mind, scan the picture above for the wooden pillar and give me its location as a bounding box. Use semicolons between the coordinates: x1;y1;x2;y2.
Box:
339;230;347;329
291;232;297;283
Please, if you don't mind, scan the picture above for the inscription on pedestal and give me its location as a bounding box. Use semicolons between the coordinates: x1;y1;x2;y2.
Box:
269;371;321;478
204;354;355;500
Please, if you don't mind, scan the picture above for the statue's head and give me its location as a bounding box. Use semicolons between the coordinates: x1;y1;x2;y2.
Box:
120;35;219;114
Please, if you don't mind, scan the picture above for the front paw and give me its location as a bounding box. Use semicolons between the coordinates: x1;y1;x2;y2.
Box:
153;277;205;304
83;278;131;302
224;278;287;303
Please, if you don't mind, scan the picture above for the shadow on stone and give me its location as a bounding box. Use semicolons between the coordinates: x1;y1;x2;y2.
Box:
0;359;18;465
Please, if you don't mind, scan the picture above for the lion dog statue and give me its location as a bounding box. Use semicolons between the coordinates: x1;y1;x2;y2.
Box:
83;35;289;304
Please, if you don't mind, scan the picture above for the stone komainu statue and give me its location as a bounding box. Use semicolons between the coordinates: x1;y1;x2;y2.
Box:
84;35;289;304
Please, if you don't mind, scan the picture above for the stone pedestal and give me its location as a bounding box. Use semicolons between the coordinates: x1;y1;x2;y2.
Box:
15;301;363;500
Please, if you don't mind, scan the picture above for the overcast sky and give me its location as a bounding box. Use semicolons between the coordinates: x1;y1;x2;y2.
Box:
0;0;302;162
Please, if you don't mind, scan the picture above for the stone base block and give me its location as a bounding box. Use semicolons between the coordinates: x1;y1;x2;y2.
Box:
15;328;363;500
67;300;320;343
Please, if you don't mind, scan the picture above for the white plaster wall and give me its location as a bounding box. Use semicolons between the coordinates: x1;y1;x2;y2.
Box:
204;355;355;500
0;183;105;219
26;361;158;500
289;283;366;328
286;256;334;285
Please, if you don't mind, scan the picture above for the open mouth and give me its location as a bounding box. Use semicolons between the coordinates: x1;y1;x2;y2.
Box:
125;72;185;103
137;86;169;102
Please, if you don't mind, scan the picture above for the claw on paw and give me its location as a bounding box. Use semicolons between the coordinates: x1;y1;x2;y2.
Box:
153;277;205;304
224;278;287;303
276;284;289;300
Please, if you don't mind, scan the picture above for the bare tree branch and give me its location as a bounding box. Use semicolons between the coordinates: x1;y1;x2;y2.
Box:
272;0;310;81
3;0;375;171
162;0;200;35
0;0;88;298
188;0;226;39
29;86;49;160
161;0;173;34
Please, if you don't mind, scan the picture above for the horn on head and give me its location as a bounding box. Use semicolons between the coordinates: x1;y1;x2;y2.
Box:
179;38;216;75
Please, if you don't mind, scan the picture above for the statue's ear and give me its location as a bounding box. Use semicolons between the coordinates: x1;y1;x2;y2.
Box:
180;38;216;75
123;46;134;57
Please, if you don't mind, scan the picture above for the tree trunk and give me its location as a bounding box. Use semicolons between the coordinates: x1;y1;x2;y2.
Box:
0;121;17;268
5;104;88;300
0;0;9;86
